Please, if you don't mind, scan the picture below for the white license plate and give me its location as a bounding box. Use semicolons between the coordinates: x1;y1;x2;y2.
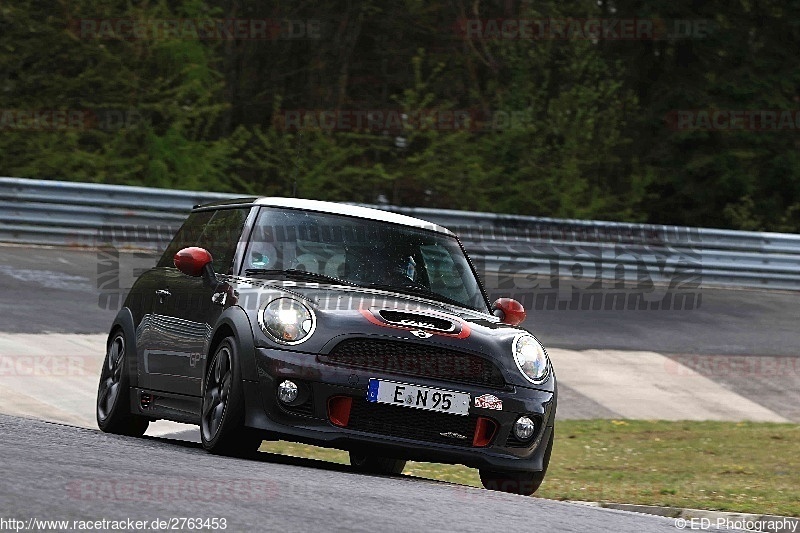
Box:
366;378;470;416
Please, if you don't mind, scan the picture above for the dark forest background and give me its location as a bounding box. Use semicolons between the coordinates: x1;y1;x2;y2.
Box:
2;1;799;230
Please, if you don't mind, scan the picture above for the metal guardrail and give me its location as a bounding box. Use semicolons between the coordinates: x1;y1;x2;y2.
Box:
368;205;800;292
1;177;799;292
0;178;239;247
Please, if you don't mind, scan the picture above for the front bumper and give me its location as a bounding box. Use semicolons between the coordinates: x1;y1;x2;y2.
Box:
242;346;556;472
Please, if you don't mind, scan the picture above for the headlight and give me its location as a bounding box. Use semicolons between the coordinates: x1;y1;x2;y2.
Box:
512;334;549;384
258;298;316;345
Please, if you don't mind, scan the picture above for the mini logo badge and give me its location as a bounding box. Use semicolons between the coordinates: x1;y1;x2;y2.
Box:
410;330;432;339
474;394;503;410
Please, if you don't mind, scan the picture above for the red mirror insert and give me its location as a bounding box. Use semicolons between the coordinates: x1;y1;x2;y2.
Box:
174;247;213;277
492;297;526;326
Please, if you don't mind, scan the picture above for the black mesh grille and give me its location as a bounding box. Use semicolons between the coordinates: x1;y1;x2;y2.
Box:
281;399;315;417
323;338;506;388
505;432;531;447
347;397;477;447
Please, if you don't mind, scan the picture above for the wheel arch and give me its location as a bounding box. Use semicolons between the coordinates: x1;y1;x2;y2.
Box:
109;307;139;388
205;306;258;382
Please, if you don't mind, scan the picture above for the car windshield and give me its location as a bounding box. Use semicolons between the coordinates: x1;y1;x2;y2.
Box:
242;206;488;312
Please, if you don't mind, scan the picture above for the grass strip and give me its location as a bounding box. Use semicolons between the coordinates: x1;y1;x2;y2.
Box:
260;419;800;517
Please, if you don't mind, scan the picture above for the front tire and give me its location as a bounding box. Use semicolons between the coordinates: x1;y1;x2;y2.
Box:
480;429;553;495
349;452;406;475
200;337;262;456
96;330;149;436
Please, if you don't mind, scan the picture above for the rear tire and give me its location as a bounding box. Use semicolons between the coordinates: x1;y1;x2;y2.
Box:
480;429;553;495
349;452;406;475
96;329;149;437
200;337;262;456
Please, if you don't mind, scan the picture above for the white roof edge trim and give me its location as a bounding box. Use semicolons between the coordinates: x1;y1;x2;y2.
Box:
250;197;454;235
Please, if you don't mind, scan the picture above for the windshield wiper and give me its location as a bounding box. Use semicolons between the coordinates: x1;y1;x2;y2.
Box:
362;282;470;310
244;268;357;287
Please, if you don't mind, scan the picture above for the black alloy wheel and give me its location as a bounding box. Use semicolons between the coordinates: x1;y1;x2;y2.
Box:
96;330;149;436
200;337;262;456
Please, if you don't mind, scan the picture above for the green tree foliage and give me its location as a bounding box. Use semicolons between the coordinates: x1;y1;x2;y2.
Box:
1;0;798;230
602;0;800;229
0;0;235;187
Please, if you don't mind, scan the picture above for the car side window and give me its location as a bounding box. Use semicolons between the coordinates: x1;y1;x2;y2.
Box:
195;208;250;274
156;208;249;274
157;210;215;268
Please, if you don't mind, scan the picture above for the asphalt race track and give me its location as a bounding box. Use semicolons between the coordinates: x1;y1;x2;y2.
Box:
0;414;722;533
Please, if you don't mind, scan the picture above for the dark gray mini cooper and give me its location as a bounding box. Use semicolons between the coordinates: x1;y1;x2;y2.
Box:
96;198;556;495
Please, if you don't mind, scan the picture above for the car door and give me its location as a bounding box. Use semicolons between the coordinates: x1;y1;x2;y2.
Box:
137;210;213;395
139;207;249;396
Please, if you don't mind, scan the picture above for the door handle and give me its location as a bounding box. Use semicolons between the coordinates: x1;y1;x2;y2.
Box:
155;289;171;300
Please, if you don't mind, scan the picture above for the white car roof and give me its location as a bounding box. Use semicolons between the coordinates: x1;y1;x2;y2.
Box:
251;197;454;235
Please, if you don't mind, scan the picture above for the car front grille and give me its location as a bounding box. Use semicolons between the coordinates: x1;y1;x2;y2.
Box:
322;338;506;388
347;397;477;447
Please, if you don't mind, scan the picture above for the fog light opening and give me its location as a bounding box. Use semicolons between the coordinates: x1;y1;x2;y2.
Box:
513;416;536;441
278;380;299;404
